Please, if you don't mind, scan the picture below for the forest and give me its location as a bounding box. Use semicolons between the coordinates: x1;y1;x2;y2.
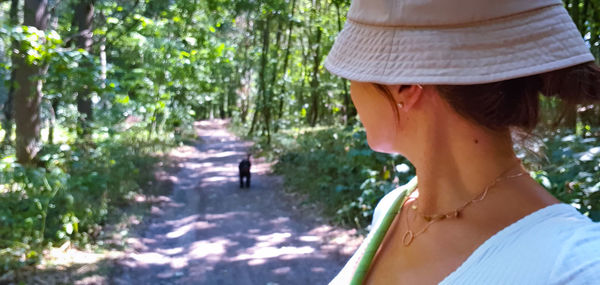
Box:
0;0;599;277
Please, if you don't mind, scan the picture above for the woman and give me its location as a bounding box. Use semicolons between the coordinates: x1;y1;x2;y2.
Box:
325;0;600;284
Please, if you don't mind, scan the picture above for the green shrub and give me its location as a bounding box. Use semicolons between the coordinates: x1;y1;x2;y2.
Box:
528;130;600;221
272;125;415;229
269;125;600;232
0;128;168;273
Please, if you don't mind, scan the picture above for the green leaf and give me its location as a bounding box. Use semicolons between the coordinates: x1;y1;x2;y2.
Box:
107;17;119;24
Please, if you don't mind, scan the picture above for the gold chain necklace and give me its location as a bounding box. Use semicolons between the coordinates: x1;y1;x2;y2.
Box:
402;166;526;247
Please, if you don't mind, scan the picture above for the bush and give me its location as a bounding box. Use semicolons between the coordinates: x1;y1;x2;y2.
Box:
528;130;600;221
0;163;67;271
0;129;168;273
268;125;600;232
271;125;415;229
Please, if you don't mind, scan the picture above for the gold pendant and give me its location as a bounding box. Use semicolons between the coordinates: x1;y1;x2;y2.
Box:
402;230;414;246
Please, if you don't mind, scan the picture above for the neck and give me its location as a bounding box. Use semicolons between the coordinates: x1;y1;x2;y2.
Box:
407;120;520;215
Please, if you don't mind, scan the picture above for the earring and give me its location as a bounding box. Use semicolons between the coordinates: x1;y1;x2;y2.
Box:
397;102;405;109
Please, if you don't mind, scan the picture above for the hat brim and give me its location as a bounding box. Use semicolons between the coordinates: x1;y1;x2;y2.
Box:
324;5;594;85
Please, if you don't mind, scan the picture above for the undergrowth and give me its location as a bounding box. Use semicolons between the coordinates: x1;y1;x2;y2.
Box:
0;125;195;275
238;123;600;231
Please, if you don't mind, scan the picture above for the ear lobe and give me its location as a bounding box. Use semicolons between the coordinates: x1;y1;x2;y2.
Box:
392;84;424;110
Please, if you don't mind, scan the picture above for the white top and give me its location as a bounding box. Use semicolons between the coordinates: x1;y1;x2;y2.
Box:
331;188;600;284
440;203;600;284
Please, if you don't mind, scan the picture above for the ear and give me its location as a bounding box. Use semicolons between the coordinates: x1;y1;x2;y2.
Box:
390;85;424;111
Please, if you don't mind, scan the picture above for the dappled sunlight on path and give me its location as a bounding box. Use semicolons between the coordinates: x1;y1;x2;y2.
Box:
113;119;360;285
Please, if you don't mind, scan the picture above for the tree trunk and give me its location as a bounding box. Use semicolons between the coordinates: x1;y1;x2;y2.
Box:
297;44;308;117
306;0;322;127
1;70;15;146
227;88;235;118
262;20;283;144
75;0;94;135
48;98;59;144
239;12;253;124
589;0;599;59
258;16;271;144
274;0;297;132
248;108;259;136
219;92;226;118
14;0;49;165
1;0;20;147
308;27;322;127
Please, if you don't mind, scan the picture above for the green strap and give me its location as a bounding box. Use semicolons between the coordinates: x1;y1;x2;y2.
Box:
349;178;418;285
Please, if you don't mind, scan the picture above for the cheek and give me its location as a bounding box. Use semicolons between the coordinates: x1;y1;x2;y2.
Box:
350;85;398;153
364;117;397;153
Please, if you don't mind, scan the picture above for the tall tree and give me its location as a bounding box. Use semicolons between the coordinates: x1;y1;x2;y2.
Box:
74;0;94;135
1;0;19;147
13;0;49;164
307;0;323;127
248;16;271;138
308;27;322;127
274;0;297;132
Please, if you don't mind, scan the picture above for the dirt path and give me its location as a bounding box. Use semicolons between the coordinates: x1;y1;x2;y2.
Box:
112;120;360;285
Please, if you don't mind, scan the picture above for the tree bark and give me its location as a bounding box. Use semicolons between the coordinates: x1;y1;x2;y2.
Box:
47;98;59;144
239;12;253;124
1;0;20;147
298;43;308;115
589;0;599;59
274;0;297;132
227;88;235;118
308;27;322;127
219;83;226;119
14;0;49;165
258;17;271;143
74;0;94;135
307;0;322;127
248;108;259;136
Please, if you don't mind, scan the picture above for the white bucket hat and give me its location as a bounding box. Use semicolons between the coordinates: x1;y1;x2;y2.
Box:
324;0;595;85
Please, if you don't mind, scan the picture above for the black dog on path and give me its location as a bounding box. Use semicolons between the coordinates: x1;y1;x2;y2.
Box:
238;154;251;188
